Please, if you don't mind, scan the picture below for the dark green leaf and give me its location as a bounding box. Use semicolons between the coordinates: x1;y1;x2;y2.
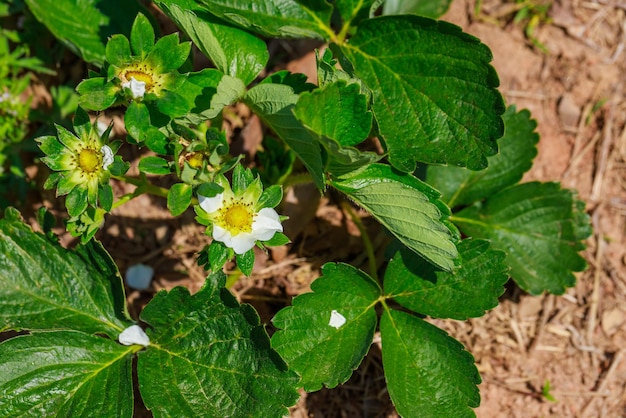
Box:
453;182;591;294
66;185;88;217
236;248;255;276
138;156;171;175
194;0;333;39
125;101;151;142
245;83;325;190
167;183;192;216
76;77;118;111
340;15;504;172
380;309;480;417
331;163;458;271
294;81;372;147
198;182;224;198
0;331;134;417
385;239;508;319
138;272;299;417
262;232;290;247
0;213;130;336
208;240;232;271
272;263;381;390
159;2;268;85
382;0;453;18
427;106;539;208
335;0;377;27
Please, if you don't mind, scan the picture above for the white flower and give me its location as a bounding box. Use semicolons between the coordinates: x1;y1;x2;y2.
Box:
121;76;146;99
198;182;283;254
100;145;114;170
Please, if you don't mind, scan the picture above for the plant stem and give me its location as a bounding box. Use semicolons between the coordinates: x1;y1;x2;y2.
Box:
282;172;314;188
111;175;169;210
341;201;378;282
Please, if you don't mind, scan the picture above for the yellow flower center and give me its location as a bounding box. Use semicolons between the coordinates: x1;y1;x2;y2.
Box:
123;70;154;91
219;202;254;234
78;149;101;173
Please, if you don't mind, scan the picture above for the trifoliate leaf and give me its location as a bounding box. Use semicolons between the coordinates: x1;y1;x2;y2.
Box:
245;83;325;190
453;182;591;294
138;272;299;417
331;164;458;271
0;209;130;337
385;239;508;319
340;15;505;172
0;331;135;417
293;80;372;147
194;0;333;39
427;106;539;208
271;263;381;391
381;309;480;418
159;1;268;85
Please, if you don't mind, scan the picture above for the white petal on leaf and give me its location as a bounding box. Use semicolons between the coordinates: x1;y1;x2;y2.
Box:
100;145;114;170
199;193;224;214
118;325;150;346
329;310;347;329
125;263;154;290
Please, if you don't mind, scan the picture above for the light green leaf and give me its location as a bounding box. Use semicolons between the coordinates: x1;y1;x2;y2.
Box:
385;239;508;319
0;331;134;417
382;0;453;19
427;106;539;208
381;309;480;417
245;83;325;190
335;0;377;27
453;182;591;294
331;163;458;271
138;272;299;417
340;15;505;172
0;209;130;336
201;74;246;119
272;263;381;391
25;0;149;66
193;0;333;39
159;2;268;85
167;183;192;216
293;80;372;147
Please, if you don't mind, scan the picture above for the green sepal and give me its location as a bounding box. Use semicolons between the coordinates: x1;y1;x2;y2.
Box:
147;32;191;72
207;240;232;272
236;248;255;276
72;106;92;139
109;156;130;176
167;183;192;216
125;101;151;142
99;183;114;212
56;174;78;196
66;184;88;217
232;164;255;195
36;135;64;156
197;182;224;198
257;185;283;209
105;34;131;67
76;77;119;111
130;13;155;58
262;232;290;247
138;156;171;175
55;123;80;150
43;171;62;190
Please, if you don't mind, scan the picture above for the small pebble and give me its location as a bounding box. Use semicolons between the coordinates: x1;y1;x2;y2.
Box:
125;263;154;290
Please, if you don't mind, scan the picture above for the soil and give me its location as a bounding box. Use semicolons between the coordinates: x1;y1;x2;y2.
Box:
11;0;626;417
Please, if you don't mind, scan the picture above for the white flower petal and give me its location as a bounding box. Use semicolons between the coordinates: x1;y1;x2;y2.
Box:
199;193;224;214
118;325;150;346
230;232;256;254
252;208;283;241
125;263;153;290
329;310;346;329
100;145;114;170
122;77;146;99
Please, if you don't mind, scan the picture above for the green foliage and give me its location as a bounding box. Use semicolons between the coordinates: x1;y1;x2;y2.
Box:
383;0;453;18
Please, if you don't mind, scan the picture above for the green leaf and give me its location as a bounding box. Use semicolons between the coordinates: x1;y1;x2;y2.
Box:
200;74;246;119
105;34;131;67
66;184;88;217
208;240;232;271
235;248;255;276
0;211;130;336
25;0;149;66
427;106;539;208
138;272;299;417
453;182;591;294
0;331;134;417
319;135;381;176
263;232;290;247
193;0;333;39
76;77;118;111
382;0;453;19
380;309;480;417
130;13;156;57
294;80;372;147
99;183;114;212
125;101;151;142
334;0;377;27
147;33;191;73
385;239;508;319
257;185;283;209
167;183;193;216
340;15;505;172
138;156;171;175
331;163;458;271
272;263;381;391
159;2;268;85
245;83;325;190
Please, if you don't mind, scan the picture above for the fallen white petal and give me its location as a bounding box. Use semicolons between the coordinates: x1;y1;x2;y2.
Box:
125;263;154;290
329;310;347;329
100;145;114;170
118;325;150;346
